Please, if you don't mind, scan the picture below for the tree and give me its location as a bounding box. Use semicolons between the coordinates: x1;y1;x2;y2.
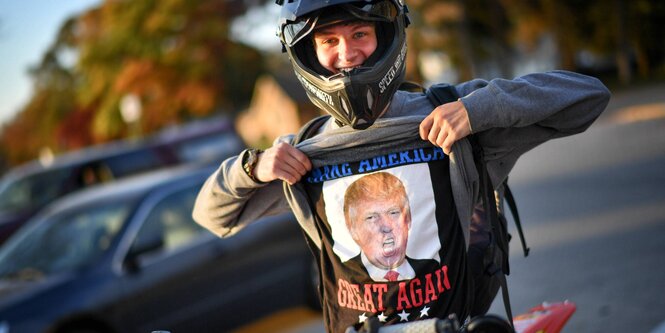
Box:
1;0;266;166
410;0;665;83
586;0;665;83
408;0;515;82
0;18;79;165
75;0;264;140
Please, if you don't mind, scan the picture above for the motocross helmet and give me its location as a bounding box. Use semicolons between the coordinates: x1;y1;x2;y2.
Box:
276;0;409;129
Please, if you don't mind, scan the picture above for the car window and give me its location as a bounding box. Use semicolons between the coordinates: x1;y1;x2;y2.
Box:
175;132;244;163
0;201;130;280
104;150;170;178
130;184;206;256
0;168;71;212
77;162;114;187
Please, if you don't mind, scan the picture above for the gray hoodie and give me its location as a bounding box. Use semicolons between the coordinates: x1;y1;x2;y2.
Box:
193;70;610;249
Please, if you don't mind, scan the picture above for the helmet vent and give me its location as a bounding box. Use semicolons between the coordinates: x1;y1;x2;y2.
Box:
340;97;351;116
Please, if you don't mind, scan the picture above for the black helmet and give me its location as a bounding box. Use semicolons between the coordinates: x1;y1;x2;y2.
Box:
276;0;409;129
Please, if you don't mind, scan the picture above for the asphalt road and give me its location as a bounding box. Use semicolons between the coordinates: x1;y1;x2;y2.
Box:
233;83;665;333
486;83;665;333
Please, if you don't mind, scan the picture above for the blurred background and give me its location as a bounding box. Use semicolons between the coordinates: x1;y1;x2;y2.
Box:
0;1;664;333
1;0;664;169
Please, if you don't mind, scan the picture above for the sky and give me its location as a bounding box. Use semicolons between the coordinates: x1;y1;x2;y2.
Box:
0;0;100;126
0;1;282;127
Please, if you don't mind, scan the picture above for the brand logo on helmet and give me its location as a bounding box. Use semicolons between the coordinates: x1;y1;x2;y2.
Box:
295;72;334;107
378;43;407;94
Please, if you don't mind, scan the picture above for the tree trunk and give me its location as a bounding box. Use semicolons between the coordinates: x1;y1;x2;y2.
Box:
614;0;632;84
456;0;477;81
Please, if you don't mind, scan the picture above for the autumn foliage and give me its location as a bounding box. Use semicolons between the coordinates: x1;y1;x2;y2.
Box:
1;0;664;169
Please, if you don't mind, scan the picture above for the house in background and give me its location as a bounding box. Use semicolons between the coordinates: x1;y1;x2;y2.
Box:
236;72;322;148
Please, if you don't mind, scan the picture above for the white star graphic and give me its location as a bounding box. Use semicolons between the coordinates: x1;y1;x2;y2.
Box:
378;312;388;322
359;312;368;323
420;306;431;318
398;310;410;322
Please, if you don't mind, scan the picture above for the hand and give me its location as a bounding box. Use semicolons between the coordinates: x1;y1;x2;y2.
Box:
419;100;472;155
254;142;312;185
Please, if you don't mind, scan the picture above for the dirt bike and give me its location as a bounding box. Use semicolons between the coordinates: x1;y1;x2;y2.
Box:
345;301;576;333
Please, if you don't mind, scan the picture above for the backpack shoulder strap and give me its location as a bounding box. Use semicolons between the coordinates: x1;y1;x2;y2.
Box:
426;83;528;256
426;83;519;326
293;115;331;145
504;181;530;257
425;83;460;106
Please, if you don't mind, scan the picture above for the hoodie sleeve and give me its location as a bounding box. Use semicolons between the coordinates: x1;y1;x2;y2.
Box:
455;70;611;186
459;70;610;134
192;149;292;238
457;71;610;184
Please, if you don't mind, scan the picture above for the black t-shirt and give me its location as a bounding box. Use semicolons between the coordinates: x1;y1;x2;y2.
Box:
303;145;471;333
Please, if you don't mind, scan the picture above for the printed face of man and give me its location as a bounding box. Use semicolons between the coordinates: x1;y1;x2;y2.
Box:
345;173;411;270
351;197;410;269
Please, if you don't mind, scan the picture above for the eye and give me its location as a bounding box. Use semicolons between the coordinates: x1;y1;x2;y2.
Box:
353;31;367;39
364;214;378;222
314;34;337;47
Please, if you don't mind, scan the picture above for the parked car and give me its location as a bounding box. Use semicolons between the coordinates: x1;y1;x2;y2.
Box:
0;116;244;245
0;165;318;333
149;115;244;165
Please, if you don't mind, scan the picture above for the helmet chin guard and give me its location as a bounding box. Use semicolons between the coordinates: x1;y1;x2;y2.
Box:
277;0;409;129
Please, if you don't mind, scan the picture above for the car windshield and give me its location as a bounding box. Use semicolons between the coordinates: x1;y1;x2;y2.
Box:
0;200;131;281
0;168;71;212
175;132;244;163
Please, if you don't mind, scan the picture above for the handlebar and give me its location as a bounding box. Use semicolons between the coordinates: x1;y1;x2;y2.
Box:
345;314;513;333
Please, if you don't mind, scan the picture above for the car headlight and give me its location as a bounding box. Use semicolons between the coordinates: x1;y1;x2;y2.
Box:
0;321;9;333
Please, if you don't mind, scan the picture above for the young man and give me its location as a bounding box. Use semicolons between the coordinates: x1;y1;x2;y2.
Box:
193;1;611;332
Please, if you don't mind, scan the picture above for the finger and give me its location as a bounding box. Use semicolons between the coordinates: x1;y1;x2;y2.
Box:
419;116;433;141
427;122;442;146
263;157;300;185
254;146;299;183
289;148;313;173
271;149;312;184
432;125;448;148
279;146;312;176
276;167;300;185
441;137;452;155
281;156;309;179
443;127;463;154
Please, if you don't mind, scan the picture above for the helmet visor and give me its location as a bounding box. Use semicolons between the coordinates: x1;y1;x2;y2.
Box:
280;0;398;47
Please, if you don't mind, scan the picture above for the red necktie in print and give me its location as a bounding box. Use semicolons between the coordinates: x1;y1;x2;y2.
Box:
384;270;399;281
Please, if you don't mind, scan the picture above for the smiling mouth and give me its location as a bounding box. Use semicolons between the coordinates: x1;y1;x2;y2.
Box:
338;66;359;73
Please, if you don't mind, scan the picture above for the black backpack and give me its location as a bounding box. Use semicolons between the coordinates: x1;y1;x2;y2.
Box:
293;83;530;325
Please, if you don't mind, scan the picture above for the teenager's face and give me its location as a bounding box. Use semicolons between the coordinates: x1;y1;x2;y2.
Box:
313;22;377;74
349;196;410;270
